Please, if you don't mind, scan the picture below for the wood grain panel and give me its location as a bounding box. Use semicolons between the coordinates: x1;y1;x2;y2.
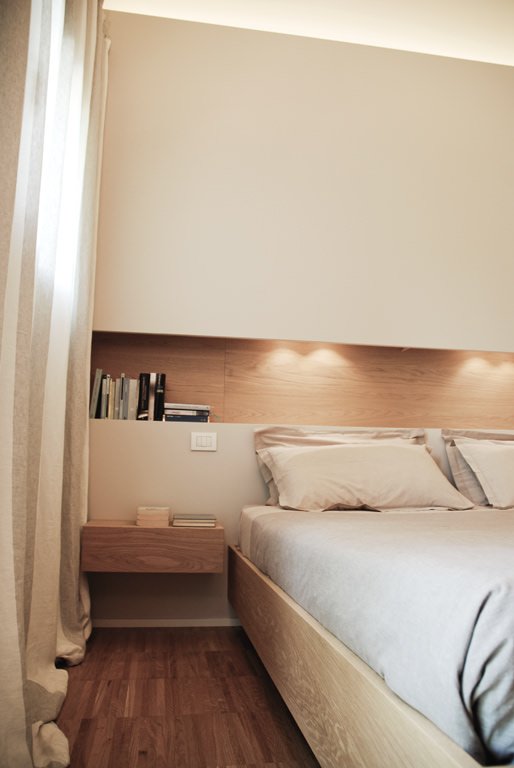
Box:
225;339;514;427
228;546;480;768
91;332;226;421
90;332;514;428
81;521;224;573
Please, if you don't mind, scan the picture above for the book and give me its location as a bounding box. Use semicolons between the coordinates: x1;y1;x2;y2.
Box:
137;506;170;515
136;520;170;527
117;373;133;420
137;373;150;420
147;372;157;421
136;509;169;516
89;368;103;418
114;377;121;419
154;372;166;421
127;378;139;420
164;408;208;416
164;401;210;422
100;374;111;418
164;413;209;422
164;402;210;412
107;377;116;419
173;513;216;521
172;513;216;527
117;373;124;419
136;505;170;527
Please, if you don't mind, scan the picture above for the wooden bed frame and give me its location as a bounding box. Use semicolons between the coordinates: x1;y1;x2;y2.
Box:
228;545;505;768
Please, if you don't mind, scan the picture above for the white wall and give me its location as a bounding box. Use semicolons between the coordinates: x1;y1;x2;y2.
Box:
88;420;267;624
94;12;514;352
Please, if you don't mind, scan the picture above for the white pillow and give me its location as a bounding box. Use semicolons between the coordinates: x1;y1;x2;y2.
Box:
255;426;426;505
442;429;514;506
445;442;488;506
260;443;472;512
454;440;514;509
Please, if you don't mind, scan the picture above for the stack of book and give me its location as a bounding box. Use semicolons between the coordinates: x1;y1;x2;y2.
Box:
172;513;216;528
136;506;170;527
164;403;210;422
89;369;166;421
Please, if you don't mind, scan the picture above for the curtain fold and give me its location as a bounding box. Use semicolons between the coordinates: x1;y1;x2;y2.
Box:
0;1;109;766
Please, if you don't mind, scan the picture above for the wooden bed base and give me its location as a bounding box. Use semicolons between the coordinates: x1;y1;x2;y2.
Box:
228;545;495;768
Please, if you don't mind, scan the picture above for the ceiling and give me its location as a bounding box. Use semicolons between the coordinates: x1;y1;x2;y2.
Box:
103;0;514;66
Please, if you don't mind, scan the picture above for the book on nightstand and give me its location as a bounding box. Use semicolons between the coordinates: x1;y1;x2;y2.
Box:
136;506;170;527
172;513;216;528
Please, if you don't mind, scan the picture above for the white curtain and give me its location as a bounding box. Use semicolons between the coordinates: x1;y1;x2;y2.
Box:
0;1;109;765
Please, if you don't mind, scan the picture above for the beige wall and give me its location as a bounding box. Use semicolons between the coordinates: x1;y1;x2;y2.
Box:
88;421;267;624
95;11;514;352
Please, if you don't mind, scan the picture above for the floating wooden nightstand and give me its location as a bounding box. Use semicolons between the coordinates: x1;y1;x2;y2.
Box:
81;520;225;573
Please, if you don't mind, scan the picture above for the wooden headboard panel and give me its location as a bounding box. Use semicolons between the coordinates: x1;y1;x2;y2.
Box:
91;333;514;429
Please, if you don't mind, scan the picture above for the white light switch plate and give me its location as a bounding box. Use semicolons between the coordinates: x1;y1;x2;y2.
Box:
191;431;217;451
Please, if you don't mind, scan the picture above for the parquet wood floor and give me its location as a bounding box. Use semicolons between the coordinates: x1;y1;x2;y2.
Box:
57;626;321;768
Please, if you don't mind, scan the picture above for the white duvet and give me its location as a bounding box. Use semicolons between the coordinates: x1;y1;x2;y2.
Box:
240;505;514;765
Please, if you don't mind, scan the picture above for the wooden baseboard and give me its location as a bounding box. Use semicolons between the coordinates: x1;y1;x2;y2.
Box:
91;617;241;628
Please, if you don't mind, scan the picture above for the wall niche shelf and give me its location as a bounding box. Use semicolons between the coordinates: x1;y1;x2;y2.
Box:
90;331;514;429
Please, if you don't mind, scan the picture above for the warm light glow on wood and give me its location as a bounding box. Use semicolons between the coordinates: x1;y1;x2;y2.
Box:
265;345;347;372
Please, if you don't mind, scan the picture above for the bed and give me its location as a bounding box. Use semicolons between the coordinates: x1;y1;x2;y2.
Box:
227;426;514;768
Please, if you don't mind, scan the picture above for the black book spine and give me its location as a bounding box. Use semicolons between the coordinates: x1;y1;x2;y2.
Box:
154;373;166;421
137;373;150;420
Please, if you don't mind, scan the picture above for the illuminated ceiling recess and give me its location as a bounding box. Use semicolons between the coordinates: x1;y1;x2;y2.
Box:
102;0;514;66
